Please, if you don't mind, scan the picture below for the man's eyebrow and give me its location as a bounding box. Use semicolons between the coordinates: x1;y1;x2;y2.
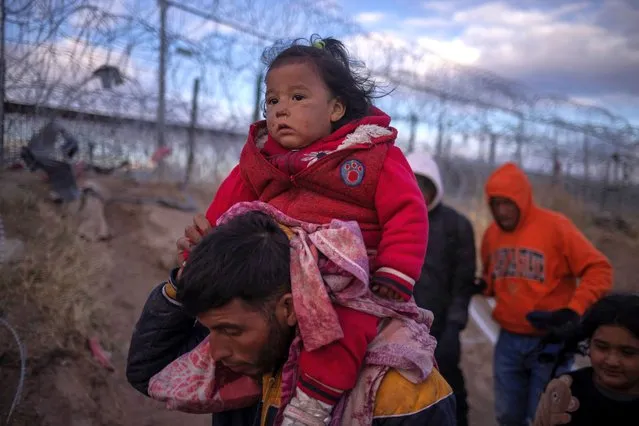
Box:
208;322;243;331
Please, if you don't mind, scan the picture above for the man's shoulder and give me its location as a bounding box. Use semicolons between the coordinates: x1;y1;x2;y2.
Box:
373;367;455;422
437;204;472;228
534;206;572;226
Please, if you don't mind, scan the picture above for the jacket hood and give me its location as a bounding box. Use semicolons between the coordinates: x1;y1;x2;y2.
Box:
248;106;395;153
485;162;534;226
406;152;443;211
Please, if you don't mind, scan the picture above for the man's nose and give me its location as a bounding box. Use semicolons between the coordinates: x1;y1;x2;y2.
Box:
496;205;509;217
208;334;232;361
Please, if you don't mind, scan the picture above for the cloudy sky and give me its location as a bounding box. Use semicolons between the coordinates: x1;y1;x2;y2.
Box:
340;0;639;123
8;0;638;129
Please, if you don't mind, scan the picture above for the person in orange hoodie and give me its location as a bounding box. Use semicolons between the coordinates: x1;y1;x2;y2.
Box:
479;162;613;426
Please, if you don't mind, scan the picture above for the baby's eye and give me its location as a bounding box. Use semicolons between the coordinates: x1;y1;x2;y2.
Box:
292;94;305;101
266;97;278;105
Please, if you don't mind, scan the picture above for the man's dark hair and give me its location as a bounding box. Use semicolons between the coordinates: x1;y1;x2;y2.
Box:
177;211;291;316
415;174;437;195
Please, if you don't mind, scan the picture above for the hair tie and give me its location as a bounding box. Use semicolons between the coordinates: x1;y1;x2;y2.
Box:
312;40;326;49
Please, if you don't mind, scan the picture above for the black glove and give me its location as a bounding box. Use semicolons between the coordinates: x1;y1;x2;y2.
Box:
434;323;462;364
527;308;579;330
471;277;487;295
527;308;580;343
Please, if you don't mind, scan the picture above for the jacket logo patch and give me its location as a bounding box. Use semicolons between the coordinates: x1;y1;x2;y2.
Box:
340;159;365;187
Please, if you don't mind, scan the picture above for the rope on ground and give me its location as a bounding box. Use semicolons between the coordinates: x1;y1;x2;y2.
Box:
0;317;26;426
0;215;27;426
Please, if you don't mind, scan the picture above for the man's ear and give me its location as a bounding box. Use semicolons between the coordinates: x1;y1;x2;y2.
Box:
275;293;297;327
329;98;346;123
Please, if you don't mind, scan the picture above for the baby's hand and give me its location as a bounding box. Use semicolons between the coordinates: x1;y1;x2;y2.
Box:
371;284;404;301
176;214;213;278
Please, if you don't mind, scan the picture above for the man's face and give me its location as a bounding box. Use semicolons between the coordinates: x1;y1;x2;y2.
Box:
415;175;437;207
197;296;296;377
489;196;520;232
590;325;639;394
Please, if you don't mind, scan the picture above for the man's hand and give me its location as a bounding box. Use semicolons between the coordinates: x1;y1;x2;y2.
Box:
176;214;213;278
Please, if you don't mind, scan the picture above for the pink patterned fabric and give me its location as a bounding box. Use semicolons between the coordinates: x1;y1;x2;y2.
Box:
148;201;436;423
148;339;261;413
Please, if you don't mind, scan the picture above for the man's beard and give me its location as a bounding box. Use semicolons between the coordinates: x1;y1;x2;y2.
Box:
252;312;295;376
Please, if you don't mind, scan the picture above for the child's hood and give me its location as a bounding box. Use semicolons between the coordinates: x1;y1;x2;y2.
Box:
248;106;397;154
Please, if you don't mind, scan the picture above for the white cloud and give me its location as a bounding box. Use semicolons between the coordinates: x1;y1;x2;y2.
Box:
551;2;590;18
459;11;639;75
69;0;130;29
354;12;386;24
415;37;480;65
404;17;454;28
423;1;456;13
453;2;550;26
398;1;639;100
171;8;239;41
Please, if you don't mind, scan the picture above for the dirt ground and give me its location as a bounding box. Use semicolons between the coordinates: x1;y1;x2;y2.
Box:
1;172;211;426
1;171;637;426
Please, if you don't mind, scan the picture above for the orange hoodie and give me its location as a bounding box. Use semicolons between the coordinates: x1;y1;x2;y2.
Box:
481;163;613;335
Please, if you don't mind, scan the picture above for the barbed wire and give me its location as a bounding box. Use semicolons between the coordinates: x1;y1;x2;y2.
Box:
4;0;638;200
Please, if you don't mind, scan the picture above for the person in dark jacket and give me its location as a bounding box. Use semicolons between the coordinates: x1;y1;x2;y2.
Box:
407;152;477;426
126;210;456;426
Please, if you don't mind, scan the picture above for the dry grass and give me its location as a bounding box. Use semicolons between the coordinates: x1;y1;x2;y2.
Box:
0;173;110;360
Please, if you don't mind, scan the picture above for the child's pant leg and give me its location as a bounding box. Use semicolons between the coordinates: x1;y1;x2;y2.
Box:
298;305;379;405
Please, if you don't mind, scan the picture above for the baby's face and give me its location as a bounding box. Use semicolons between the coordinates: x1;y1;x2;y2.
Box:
264;61;344;150
590;324;639;394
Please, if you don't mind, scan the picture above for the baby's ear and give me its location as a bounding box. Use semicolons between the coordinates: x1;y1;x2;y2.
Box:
330;98;346;123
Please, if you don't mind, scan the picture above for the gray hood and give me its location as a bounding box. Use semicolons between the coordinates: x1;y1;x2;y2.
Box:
406;151;444;211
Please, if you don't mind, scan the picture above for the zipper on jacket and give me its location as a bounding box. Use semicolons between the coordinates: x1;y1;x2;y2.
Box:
254;375;277;426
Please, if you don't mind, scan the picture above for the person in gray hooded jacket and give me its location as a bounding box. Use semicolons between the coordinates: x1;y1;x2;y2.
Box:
406;152;477;426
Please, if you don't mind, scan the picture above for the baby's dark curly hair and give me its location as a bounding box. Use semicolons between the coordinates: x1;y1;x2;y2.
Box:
261;34;386;129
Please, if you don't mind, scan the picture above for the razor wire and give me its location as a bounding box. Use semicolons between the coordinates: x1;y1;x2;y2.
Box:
4;0;638;202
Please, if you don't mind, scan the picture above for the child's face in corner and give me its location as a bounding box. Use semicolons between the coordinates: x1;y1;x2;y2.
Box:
590;324;639;395
265;61;345;150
